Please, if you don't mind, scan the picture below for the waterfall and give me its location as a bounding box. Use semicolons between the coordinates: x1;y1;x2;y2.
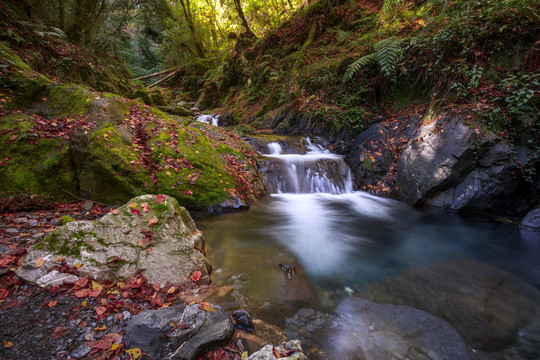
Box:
195;114;219;126
261;138;353;194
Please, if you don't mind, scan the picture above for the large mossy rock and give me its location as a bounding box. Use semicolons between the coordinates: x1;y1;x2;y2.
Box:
16;195;211;288
358;259;540;358
0;76;266;209
125;302;234;360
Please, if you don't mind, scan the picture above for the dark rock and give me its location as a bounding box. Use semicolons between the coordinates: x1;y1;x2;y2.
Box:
358;259;540;357
125;303;234;360
285;299;470;360
521;208;540;230
232;310;254;332
70;344;91;359
246;340;307;360
28;219;38;227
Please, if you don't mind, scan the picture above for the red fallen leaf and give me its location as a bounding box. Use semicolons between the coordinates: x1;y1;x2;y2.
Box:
88;333;121;350
0;289;9;299
190;271;201;282
0;256;15;268
153;283;161;291
75;276;89;289
156;194;165;203
183;189;193;196
52;326;64;339
131;208;141;216
147;216;159;227
272;346;281;358
95;306;107;315
45;300;57;308
88;288;101;297
74;289;89;298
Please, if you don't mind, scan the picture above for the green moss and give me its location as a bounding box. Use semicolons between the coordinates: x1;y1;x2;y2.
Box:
61;216;74;225
41;84;94;117
132;88;152;105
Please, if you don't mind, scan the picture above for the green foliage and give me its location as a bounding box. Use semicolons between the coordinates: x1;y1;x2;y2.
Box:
497;73;540;126
344;38;402;81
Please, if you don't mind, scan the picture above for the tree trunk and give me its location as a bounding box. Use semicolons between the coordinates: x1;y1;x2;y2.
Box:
58;0;65;31
179;0;206;58
232;0;256;38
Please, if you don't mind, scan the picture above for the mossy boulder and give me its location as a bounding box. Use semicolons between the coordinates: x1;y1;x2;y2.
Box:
132;88;152;105
16;194;211;288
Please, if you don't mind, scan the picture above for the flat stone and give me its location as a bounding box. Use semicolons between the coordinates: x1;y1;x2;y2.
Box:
5;228;19;234
70;344;91;359
521;209;540;231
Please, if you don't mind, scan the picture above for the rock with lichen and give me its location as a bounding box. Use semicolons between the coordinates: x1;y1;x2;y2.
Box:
15;194;211;288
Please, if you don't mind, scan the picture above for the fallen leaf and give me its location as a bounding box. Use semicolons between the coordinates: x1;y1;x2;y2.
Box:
0;256;15;268
54;257;65;262
167;286;176;294
46;300;57;308
4;340;13;348
111;209;119;215
190;271;202;282
82;300;87;307
153;283;161;291
198;302;216;312
75;276;89;288
131;208;140;216
89;288;101;297
52;326;63;339
147;216;159;227
272;346;281;359
0;289;9;299
156;194;165;203
74;289;89;298
35;257;46;267
126;348;142;360
141;202;151;212
110;343;120;351
95;306;107;315
129;202;138;208
94;325;107;331
101;298;107;305
74;263;82;268
92;281;103;291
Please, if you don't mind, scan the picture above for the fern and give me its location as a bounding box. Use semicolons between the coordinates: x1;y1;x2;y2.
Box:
373;38;402;77
343;37;402;81
343;53;375;81
336;30;351;43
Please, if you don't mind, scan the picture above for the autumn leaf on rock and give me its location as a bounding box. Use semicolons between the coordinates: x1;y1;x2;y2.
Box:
156;194;165;203
92;281;103;291
198;302;216;312
141;202;151;212
272;346;281;359
35;257;46;267
167;286;176;294
131;207;141;216
153;283;161;291
148;216;159;227
126;348;142;360
46;300;57;308
129;202;138;208
89;288;101;297
190;271;201;282
94;325;107;331
111;209;119;215
3;340;13;348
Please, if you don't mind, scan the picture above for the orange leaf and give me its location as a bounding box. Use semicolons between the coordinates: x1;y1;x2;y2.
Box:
46;300;57;308
129;202;138;208
156;194;165;203
272;346;281;359
198;302;216;312
95;306;107;315
35;257;46;267
147;216;159;227
94;325;107;331
4;340;13;348
111;209;119;215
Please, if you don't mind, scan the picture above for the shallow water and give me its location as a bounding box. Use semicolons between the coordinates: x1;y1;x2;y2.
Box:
197;136;540;358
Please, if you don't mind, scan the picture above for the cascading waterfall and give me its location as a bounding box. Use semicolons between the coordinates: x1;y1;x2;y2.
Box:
195;114;219;126
259;137;396;275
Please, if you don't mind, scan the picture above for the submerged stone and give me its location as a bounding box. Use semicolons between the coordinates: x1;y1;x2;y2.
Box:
16;194;211;288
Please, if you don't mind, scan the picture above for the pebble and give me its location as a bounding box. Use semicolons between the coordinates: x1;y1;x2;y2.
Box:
14;217;28;224
84;332;95;341
32;232;44;239
122;310;131;320
28;219;38;227
70;344;91;359
5;228;19;234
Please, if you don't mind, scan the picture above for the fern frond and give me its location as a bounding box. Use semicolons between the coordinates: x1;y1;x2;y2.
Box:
343;53;375;81
374;38;402;77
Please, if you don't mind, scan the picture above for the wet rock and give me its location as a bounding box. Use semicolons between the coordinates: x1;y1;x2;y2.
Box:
286;299;469;360
521;208;540;231
5;228;19;234
358;259;540;357
125;303;234;360
27;219;38;227
232;310;254;332
246;340;307;360
70;344;91;359
14;217;28;224
16;195;211;288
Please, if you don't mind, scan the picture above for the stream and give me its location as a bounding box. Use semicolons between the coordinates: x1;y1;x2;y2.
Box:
198;136;540;358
